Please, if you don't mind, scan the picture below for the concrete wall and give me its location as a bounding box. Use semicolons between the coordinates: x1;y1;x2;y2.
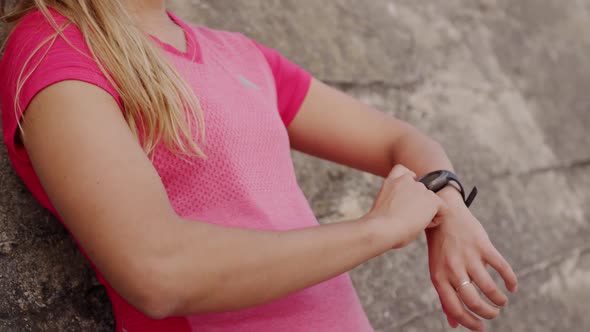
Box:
1;0;589;331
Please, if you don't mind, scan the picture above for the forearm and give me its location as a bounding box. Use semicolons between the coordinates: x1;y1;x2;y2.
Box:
160;216;388;316
384;124;454;177
384;125;464;202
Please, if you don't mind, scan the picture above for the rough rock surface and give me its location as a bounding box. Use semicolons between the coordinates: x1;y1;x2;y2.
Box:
1;0;589;331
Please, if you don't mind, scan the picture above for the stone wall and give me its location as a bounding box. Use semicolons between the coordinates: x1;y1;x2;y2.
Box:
1;0;589;331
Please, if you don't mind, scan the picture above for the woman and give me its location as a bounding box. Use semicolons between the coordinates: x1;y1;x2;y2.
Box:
0;1;517;331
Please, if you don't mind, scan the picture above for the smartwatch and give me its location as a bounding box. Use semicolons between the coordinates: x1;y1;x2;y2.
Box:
418;170;478;207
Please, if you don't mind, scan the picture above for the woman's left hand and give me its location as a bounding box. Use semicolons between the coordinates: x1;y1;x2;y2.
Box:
426;189;518;331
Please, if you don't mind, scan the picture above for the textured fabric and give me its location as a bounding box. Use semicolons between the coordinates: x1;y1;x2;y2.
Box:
0;9;373;332
251;40;311;126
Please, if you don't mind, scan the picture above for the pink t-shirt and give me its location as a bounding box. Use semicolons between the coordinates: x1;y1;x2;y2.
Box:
0;9;373;332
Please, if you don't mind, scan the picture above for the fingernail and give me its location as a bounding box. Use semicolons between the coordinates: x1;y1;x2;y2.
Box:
446;316;459;329
446;316;454;328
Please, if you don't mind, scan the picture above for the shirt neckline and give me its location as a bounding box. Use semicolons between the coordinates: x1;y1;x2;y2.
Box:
150;11;202;63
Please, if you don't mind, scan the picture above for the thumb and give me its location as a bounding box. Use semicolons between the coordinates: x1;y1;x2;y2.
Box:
430;191;450;217
437;197;450;217
426;194;450;228
426;219;441;229
388;164;416;180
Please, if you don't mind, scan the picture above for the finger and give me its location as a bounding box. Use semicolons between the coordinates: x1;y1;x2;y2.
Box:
457;282;500;320
469;264;509;307
426;214;445;228
419;194;446;228
436;196;450;217
441;301;459;328
428;191;450;219
421;193;448;229
485;247;518;293
447;315;459;328
387;164;416;180
426;220;439;229
437;282;484;331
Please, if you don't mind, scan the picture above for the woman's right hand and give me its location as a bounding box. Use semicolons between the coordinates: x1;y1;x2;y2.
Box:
367;164;448;249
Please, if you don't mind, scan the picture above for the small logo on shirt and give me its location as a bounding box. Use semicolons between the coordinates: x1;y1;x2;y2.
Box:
238;75;261;90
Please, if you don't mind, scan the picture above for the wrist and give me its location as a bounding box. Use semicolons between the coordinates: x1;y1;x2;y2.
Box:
358;215;401;252
419;170;477;208
437;185;465;206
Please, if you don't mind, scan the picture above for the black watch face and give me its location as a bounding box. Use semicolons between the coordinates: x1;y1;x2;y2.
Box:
418;171;448;192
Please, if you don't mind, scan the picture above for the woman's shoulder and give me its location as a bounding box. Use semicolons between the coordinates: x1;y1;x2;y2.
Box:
0;8;96;85
3;8;87;57
11;7;70;31
0;7;118;162
0;7;108;89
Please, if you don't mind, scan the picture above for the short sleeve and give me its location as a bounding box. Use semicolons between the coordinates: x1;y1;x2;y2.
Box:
251;40;312;126
0;9;120;161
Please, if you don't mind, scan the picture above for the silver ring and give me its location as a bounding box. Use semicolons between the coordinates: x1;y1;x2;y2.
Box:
455;280;472;292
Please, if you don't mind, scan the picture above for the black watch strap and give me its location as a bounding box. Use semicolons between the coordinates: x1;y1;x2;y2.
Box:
418;170;478;207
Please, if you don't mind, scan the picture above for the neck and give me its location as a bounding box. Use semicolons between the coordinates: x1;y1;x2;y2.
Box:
127;0;169;29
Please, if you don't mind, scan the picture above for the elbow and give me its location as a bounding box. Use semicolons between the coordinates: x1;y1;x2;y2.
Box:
114;255;185;319
137;289;182;320
137;298;175;321
130;272;182;320
129;262;212;319
112;225;217;318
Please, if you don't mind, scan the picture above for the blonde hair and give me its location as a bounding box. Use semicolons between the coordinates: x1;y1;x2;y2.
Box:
0;0;205;157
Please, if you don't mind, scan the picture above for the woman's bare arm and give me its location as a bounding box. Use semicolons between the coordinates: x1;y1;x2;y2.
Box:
21;80;444;319
287;78;518;331
288;78;455;180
